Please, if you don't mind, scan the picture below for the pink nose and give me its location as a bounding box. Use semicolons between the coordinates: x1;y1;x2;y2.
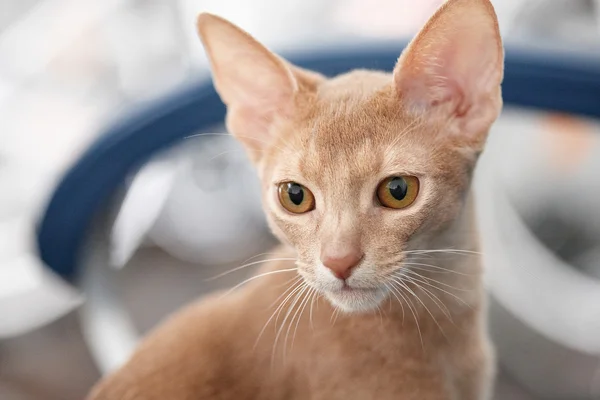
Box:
321;250;363;280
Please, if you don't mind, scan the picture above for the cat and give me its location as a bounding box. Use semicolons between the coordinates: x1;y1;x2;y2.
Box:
87;0;503;398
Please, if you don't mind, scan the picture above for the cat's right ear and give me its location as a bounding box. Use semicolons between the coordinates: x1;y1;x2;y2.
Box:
392;0;503;150
197;14;319;162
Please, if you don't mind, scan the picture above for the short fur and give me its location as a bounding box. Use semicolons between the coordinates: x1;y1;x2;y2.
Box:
87;0;503;398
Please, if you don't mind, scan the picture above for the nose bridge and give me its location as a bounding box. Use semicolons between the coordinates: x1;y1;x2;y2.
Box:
320;207;362;259
317;172;366;280
321;207;360;246
320;209;363;280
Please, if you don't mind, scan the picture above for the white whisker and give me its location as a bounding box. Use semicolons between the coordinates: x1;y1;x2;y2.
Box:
240;251;295;267
403;275;452;321
402;269;472;292
207;149;244;161
393;277;447;340
330;307;340;325
404;248;482;256
384;282;405;324
290;287;314;351
401;270;471;308
390;282;423;349
309;289;317;331
221;268;297;298
255;279;305;351
275;284;309;363
376;304;384;328
403;262;476;276
273;282;307;329
266;276;302;311
206;258;296;281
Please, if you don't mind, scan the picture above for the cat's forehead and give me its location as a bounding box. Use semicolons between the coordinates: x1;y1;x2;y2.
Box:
273;71;438;185
304;72;408;146
318;70;393;99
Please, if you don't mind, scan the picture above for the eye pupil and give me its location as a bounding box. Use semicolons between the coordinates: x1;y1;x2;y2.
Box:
287;183;304;205
387;177;408;200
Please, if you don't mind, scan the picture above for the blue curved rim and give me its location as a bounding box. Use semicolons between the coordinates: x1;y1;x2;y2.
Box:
37;43;600;281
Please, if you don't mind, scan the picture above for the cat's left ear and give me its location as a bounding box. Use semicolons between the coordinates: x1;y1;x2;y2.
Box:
197;13;322;163
393;0;504;150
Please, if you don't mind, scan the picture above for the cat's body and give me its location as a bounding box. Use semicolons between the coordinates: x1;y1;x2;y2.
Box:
89;244;493;400
87;0;503;398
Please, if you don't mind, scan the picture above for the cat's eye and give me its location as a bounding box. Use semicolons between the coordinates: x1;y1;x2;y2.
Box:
376;176;420;209
278;182;315;214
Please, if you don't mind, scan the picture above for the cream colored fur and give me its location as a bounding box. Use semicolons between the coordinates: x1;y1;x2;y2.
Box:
87;0;503;398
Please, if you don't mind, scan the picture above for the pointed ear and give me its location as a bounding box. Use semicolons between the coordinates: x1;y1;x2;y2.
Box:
393;0;503;149
197;13;321;162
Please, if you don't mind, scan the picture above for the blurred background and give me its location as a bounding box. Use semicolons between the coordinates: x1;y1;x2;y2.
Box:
1;0;600;399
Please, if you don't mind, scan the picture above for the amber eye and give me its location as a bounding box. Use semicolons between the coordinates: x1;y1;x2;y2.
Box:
376;176;420;209
278;182;315;214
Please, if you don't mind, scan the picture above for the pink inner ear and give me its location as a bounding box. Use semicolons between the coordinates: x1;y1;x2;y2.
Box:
392;0;503;148
397;30;499;115
217;53;295;109
393;0;503;120
428;43;476;115
215;54;297;157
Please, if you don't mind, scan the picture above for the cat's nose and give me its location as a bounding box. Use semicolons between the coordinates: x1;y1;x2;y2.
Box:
321;250;363;280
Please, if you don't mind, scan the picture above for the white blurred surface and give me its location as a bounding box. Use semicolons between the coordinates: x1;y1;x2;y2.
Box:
1;0;600;398
478;109;600;398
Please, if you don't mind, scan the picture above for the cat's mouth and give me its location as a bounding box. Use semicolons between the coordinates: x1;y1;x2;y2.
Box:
299;267;388;313
340;285;376;293
324;285;388;313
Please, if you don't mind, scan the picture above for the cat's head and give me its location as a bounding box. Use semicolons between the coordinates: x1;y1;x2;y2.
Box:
197;0;503;313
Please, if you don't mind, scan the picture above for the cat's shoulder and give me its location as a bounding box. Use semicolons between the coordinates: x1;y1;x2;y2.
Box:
86;293;249;399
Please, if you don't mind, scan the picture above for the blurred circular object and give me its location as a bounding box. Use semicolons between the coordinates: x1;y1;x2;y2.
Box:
477;109;600;399
147;132;270;266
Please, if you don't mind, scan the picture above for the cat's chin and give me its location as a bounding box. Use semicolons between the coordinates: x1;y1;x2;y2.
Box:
323;287;388;314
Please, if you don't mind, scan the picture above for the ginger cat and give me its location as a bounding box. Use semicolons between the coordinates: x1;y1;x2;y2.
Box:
87;0;503;398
